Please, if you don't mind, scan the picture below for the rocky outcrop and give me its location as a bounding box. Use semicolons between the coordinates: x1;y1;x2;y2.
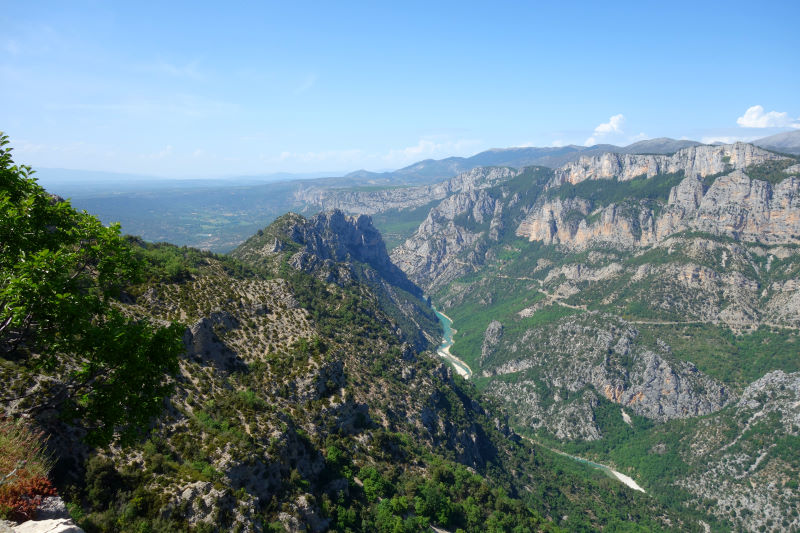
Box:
233;210;439;351
390;189;503;290
480;320;503;363
1;499;81;533
10;519;84;533
294;167;518;215
183;311;245;371
542;262;624;284
550;142;782;187
518;168;800;248
481;314;730;439
290;210;410;285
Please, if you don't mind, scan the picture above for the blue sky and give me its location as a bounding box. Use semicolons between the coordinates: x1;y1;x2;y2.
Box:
1;1;799;177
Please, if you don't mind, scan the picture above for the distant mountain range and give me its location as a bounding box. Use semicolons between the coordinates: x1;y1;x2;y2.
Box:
36;132;800;197
341;138;701;185
752;129;800;154
342;132;800;185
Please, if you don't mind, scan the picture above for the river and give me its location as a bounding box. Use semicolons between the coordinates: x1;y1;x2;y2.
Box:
432;307;473;379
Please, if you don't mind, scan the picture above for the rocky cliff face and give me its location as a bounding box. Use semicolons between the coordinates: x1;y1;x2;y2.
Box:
294;167;518;215
387;166;557;292
518;164;800;249
394;144;797;294
663;170;800;244
516;197;659;248
390;188;504;292
481;313;730;439
550;142;783;186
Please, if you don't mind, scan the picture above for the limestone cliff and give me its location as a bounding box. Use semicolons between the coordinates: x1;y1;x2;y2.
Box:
294;167;518;215
518;165;800;249
550;142;782;186
662;170;800;244
390;188;504;292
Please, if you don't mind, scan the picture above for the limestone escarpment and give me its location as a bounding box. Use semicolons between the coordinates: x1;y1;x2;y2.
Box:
667;170;800;243
294;166;518;215
518;167;800;249
516;197;659;249
550;142;783;187
392;144;798;298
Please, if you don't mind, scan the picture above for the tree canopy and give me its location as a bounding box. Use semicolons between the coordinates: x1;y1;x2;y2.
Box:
0;132;183;445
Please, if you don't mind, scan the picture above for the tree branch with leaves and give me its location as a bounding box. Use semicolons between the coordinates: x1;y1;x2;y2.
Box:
0;132;184;446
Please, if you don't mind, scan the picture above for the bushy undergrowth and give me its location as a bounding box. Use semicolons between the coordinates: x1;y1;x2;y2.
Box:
0;416;56;522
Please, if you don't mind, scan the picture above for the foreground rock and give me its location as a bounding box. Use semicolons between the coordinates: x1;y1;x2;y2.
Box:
11;519;83;533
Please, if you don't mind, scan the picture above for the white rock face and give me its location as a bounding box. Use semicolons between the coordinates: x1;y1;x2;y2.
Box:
518;169;800;249
550;142;783;186
35;498;69;521
12;519;84;533
519;143;798;248
516;197;658;249
390;187;500;290
690;171;800;243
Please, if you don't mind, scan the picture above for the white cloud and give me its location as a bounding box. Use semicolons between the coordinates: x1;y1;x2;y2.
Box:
585;114;625;145
736;105;800;128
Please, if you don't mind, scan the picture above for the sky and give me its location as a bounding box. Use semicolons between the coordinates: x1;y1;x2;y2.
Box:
1;0;799;178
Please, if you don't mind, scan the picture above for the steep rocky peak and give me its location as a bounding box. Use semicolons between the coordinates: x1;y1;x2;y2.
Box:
302;209;387;263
